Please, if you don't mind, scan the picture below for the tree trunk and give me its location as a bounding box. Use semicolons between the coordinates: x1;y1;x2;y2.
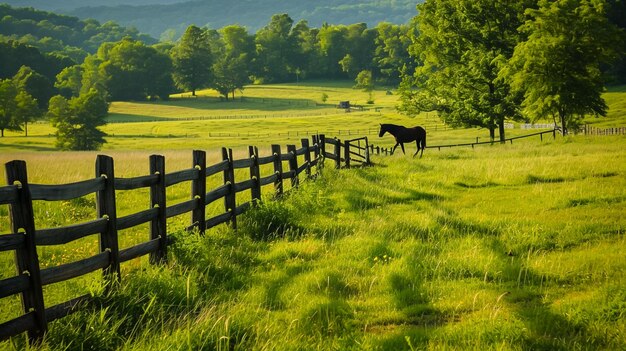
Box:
1;128;4;137
24;122;28;137
560;111;568;135
498;117;506;143
489;126;495;142
192;89;196;97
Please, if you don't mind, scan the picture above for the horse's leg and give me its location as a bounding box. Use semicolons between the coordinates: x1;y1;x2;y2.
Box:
400;143;406;154
392;143;399;155
413;140;420;158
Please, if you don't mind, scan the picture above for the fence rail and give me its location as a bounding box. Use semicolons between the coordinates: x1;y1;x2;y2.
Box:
2;135;364;344
369;129;559;155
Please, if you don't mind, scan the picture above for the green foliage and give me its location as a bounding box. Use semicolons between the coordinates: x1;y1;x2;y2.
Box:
0;79;21;136
400;0;530;141
254;14;299;83
211;25;255;100
96;37;174;100
171;25;213;96
55;64;83;98
504;0;624;134
12;65;54;109
354;70;374;92
0;4;156;61
48;89;108;150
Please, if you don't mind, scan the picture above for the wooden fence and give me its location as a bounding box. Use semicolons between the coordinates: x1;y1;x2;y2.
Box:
369;129;559;155
0;134;372;344
580;125;626;136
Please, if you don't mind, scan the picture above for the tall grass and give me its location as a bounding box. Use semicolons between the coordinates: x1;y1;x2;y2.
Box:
2;134;624;350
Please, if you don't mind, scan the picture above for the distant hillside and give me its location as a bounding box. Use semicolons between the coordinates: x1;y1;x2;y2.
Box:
3;0;420;39
0;4;156;62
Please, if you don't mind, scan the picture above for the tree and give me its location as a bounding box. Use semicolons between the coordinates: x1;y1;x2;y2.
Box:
48;89;108;150
12;65;55;109
14;90;40;136
255;14;299;83
55;64;83;98
374;22;414;85
211;25;255;100
99;37;174;100
354;70;375;104
504;0;624;134
0;79;20;137
171;25;213;96
400;0;531;141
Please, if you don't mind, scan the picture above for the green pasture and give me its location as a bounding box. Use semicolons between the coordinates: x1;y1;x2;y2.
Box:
1;81;625;350
1;134;625;350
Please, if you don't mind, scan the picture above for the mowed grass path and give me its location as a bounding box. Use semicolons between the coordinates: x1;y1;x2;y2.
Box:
1;135;625;350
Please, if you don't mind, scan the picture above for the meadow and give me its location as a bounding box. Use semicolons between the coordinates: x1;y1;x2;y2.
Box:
1;81;625;350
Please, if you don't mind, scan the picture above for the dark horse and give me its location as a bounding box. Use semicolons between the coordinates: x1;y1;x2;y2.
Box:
379;124;427;158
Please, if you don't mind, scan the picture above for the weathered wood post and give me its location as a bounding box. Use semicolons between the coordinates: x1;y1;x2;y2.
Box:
334;138;341;169
271;145;283;196
95;155;121;287
344;139;351;169
5;160;47;343
222;148;237;229
149;155;167;264
301;138;312;179
191;150;206;233
287;144;299;188
248;146;261;204
364;137;371;165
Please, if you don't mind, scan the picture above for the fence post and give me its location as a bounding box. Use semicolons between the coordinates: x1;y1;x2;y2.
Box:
301;138;312;179
364;137;371;165
287;145;299;188
5;160;47;343
192;150;206;233
149;155;167;263
249;146;261;204
222;148;237;229
344;140;351;169
271;145;283;196
334;138;341;169
96;155;121;287
320;134;327;160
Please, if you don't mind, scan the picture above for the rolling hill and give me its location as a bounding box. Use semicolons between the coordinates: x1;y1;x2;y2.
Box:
2;0;421;39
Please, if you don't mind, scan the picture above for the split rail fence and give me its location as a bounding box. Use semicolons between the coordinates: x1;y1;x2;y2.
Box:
0;134;377;344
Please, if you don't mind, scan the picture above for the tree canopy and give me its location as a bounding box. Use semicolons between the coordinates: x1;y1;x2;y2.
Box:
48;89;108;150
504;0;623;134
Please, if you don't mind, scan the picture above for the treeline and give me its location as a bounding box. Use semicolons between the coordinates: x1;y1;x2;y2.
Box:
399;0;625;141
0;5;156;63
1;2;624;151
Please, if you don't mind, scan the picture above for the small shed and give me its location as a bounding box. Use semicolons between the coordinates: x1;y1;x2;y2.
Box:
338;101;350;109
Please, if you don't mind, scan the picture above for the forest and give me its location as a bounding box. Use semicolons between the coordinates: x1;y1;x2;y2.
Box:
0;0;624;149
3;0;420;38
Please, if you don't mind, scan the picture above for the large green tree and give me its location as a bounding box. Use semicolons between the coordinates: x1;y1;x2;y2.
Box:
171;25;214;96
255;14;299;83
12;65;54;109
99;38;174;100
0;79;20;137
400;0;531;141
14;90;40;137
504;0;624;134
48;89;108;150
211;25;255;100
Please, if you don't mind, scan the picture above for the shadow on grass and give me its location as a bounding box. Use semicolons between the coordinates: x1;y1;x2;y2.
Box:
372;206;622;350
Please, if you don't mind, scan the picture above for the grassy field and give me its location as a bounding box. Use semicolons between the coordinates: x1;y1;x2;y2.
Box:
1;135;625;350
5;81;622;153
1;81;625;350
